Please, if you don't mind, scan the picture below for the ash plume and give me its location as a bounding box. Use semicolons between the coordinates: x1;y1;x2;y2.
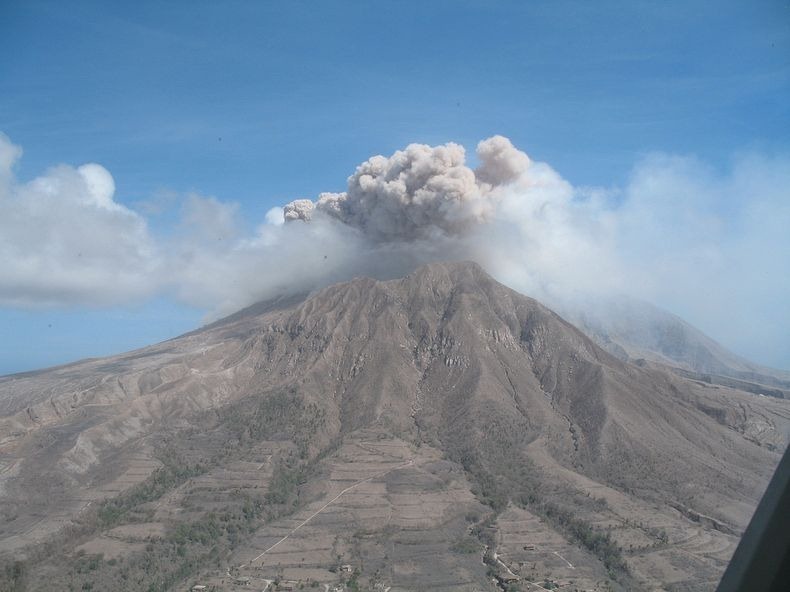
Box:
273;137;789;369
1;131;788;368
285;135;529;242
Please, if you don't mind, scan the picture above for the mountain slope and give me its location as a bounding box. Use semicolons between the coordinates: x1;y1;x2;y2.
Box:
560;296;790;395
1;262;788;592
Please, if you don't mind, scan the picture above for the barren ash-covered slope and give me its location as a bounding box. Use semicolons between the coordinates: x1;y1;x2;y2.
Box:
1;261;788;591
560;296;790;396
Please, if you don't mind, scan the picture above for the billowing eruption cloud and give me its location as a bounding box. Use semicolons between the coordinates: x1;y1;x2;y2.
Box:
283;199;315;223
1;131;788;368
284;135;529;241
274;134;614;308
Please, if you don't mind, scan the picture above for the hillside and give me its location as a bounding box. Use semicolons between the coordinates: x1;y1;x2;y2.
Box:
560;297;790;396
1;262;788;592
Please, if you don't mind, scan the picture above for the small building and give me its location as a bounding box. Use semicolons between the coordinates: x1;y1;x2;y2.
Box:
340;564;354;573
192;587;207;592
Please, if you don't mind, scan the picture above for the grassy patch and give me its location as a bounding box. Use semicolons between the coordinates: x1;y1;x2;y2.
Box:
451;536;482;554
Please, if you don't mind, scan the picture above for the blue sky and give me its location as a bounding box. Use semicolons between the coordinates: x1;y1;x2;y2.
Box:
1;0;789;374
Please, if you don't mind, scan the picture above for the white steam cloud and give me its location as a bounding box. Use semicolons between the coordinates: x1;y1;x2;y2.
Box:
0;133;159;307
0;131;788;368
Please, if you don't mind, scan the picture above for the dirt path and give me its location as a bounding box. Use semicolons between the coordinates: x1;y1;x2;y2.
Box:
493;552;518;579
553;550;574;568
526;582;555;591
247;458;414;565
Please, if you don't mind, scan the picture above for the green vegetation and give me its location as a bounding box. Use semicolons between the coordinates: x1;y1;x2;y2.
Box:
97;457;206;528
345;568;362;592
452;429;633;586
219;388;327;459
266;458;306;506
450;536;481;554
539;501;628;573
0;387;333;592
648;527;669;545
2;560;26;592
55;471;310;591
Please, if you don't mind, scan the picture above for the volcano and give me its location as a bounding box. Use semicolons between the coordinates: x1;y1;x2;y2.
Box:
1;261;787;591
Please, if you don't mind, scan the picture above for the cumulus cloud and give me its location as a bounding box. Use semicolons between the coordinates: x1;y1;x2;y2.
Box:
0;131;787;367
0;133;160;307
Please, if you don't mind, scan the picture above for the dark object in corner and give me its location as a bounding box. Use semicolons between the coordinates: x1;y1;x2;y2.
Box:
716;444;790;591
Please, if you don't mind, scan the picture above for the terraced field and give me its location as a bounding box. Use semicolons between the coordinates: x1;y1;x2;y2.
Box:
153;444;284;522
182;431;490;591
494;506;608;591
